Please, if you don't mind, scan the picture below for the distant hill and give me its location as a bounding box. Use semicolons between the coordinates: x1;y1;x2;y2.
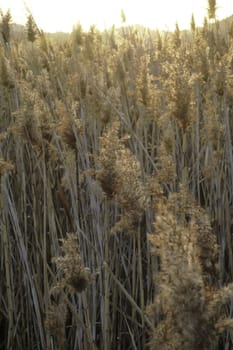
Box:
11;23;26;40
9;13;233;43
10;22;70;43
216;14;233;35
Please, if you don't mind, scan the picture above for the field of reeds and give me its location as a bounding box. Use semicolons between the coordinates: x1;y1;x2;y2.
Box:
1;7;233;350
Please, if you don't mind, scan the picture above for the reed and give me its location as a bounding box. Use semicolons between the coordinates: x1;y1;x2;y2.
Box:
1;10;233;349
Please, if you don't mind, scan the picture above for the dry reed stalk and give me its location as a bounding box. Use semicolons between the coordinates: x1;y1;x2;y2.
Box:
81;293;98;350
0;175;14;349
137;227;146;349
4;173;46;348
103;199;110;350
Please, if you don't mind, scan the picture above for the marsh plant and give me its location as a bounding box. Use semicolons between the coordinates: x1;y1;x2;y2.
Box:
1;5;233;349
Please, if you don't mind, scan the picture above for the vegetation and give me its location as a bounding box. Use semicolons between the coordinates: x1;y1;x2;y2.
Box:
1;4;233;349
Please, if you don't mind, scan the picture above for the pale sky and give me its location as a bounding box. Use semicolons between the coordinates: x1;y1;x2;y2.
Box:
1;0;232;32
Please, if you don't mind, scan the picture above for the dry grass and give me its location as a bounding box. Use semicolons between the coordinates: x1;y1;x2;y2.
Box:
1;13;233;350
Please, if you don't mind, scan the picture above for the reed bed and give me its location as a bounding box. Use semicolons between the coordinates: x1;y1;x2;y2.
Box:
1;10;233;349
